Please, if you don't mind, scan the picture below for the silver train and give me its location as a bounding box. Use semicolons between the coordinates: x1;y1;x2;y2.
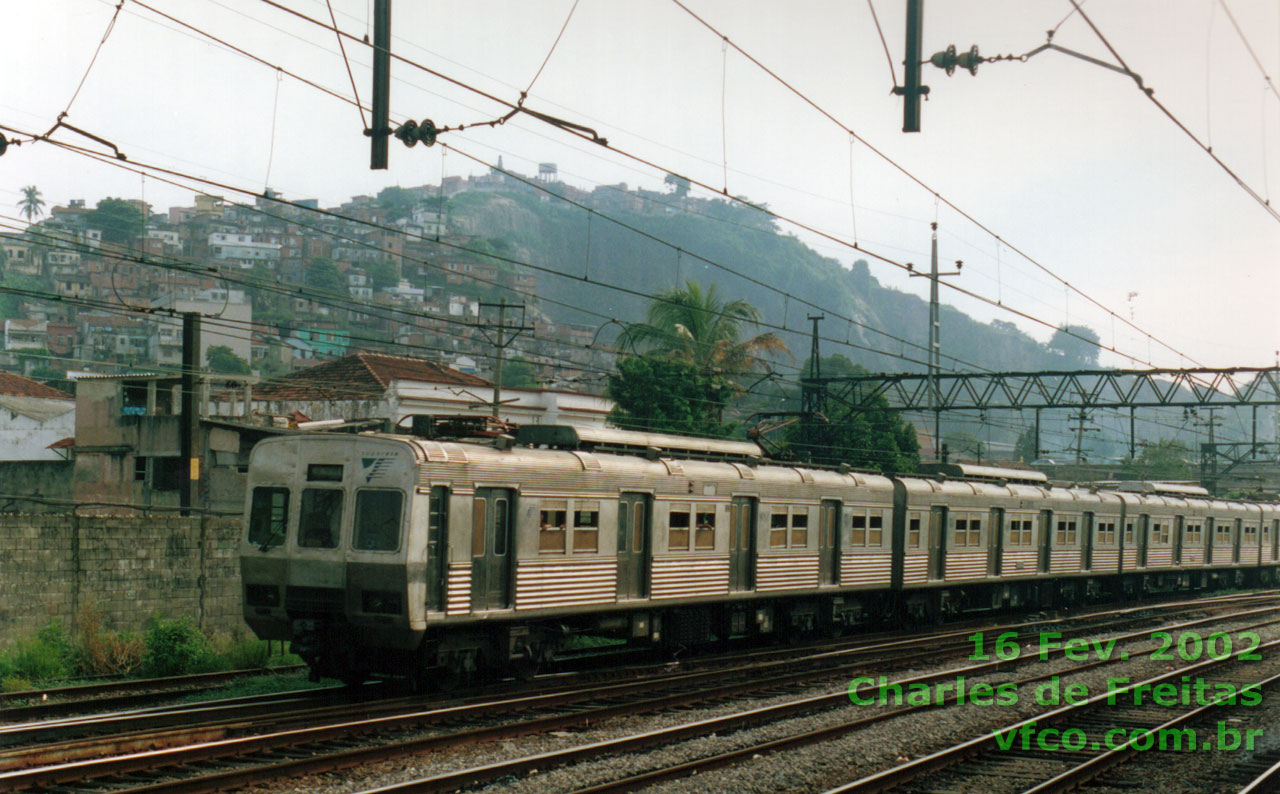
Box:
239;421;1280;685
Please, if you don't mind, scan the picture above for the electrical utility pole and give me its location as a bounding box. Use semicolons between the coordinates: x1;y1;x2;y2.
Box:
180;312;201;516
476;298;533;418
893;0;929;132
908;222;961;457
1067;408;1098;465
368;0;392;169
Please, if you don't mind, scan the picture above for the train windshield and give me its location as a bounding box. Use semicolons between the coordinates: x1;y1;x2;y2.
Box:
299;489;343;548
248;487;289;549
354;490;404;551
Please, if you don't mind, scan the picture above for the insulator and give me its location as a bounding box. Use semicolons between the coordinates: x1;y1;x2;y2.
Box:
957;45;983;75
394;119;419;147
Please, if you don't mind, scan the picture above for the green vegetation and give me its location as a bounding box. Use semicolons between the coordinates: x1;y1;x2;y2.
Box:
84;197;145;244
1123;438;1195;480
782;354;920;472
610;280;786;437
17;185;45;222
500;354;539;389
206;344;251;375
0;611;298;692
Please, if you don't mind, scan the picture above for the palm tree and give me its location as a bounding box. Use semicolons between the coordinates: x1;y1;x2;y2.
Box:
618;279;788;378
17;185;45;222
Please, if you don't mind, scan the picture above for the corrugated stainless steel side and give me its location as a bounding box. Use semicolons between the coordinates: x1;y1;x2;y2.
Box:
903;554;928;584
446;563;471;615
1001;549;1038;577
1182;548;1205;566
1146;547;1174;568
1263;548;1274;564
651;555;729;600
515;558;616;610
1049;549;1081;573
839;552;891;587
944;551;987;581
1240;546;1260;565
1091;549;1120;573
756;554;820;591
1122;549;1138;569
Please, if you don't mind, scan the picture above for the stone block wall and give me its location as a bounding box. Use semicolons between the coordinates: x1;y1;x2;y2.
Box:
0;514;244;643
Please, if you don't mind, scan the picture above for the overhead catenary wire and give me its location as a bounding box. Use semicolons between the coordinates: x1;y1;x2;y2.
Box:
99;0;1182;376
666;0;1211;371
239;0;1179;371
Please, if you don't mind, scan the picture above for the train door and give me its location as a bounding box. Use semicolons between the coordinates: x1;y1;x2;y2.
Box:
818;500;841;585
470;488;515;611
729;496;757;592
929;506;947;580
426;486;449;612
1138;515;1150;568
988;507;1004;576
1173;516;1184;565
1037;509;1053;573
617;493;651;600
1206;518;1216;564
1079;512;1093;571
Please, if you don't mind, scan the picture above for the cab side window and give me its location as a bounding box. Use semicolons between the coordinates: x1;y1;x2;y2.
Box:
299;489;343;548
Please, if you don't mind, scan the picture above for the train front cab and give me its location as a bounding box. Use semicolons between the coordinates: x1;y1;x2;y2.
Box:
240;435;421;683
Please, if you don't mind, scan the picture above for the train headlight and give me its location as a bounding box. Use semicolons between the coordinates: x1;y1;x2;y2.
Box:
361;589;403;615
245;584;280;607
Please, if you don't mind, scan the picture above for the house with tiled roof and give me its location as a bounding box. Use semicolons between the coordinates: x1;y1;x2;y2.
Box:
249;351;613;429
0;371;75;461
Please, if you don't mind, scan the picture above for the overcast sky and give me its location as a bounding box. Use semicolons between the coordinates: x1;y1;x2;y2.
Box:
2;0;1278;372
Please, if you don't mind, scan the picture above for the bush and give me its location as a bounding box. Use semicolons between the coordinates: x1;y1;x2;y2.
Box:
142;617;214;677
0;620;73;683
216;638;271;671
75;608;144;677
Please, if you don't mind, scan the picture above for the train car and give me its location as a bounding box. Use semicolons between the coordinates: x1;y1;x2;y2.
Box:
239;422;1280;686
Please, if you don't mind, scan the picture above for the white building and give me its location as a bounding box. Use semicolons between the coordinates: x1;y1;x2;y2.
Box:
0;372;75;461
208;232;281;268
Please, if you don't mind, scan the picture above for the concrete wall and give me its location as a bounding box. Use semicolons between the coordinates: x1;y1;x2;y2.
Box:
0;460;73;511
0;514;244;643
0;399;74;461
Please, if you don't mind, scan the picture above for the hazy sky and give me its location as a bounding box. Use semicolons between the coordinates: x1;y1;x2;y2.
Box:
3;0;1278;371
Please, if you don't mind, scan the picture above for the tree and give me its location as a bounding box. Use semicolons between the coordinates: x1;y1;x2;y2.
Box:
784;355;920;472
377;186;417;221
617;279;787;380
664;173;691;199
17;186;45;222
499;355;538;389
206;345;251;375
1124;438;1194;480
84;198;144;244
1014;427;1039;462
1047;324;1101;368
304;258;345;296
366;259;398;292
608;355;735;437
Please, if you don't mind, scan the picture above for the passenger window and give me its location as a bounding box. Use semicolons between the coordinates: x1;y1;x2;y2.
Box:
694;507;716;551
353;490;403;551
967;518;981;547
493;499;509;555
472;499;486;557
573;502;600;553
868;513;883;546
907;514;921;548
669;503;691;551
633;503;645;553
248;487;289;548
954;518;969;547
540;500;568;553
790;510;808;548
299;489;342;548
770;510;788;548
851;514;866;546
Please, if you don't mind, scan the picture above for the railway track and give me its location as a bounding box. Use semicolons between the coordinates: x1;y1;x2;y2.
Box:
4;592;1275;793
825;638;1280;794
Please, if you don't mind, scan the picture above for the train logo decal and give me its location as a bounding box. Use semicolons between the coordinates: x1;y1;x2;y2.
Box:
360;455;397;482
